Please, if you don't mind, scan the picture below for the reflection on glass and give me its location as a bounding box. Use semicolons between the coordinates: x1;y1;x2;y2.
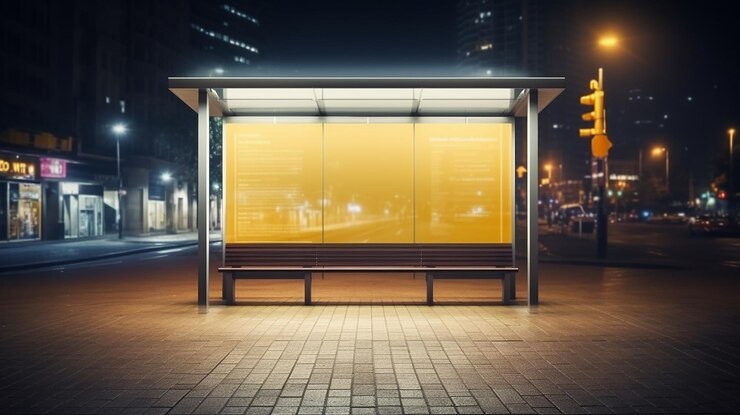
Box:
225;124;323;243
324;124;413;243
415;123;512;243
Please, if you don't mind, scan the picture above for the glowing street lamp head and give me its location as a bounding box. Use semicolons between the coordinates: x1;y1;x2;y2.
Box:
598;35;619;48
651;146;666;157
729;128;736;136
161;172;172;182
112;123;127;136
544;163;552;172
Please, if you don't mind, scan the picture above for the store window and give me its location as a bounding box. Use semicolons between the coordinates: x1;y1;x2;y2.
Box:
62;183;104;239
0;182;7;240
8;182;41;240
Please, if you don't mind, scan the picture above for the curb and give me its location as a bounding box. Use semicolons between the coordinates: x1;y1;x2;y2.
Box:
515;255;688;270
0;241;200;274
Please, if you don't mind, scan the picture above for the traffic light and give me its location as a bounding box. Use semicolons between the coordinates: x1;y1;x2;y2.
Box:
579;79;605;137
579;69;612;159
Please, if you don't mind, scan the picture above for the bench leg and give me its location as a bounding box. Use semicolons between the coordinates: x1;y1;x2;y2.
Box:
426;274;434;305
508;273;516;300
223;272;235;305
502;273;514;305
304;273;312;305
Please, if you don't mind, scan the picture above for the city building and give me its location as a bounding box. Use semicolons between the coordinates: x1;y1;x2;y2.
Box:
0;0;205;241
189;0;263;75
457;0;546;77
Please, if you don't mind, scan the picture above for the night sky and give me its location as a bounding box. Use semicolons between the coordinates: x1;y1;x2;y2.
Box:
256;0;737;184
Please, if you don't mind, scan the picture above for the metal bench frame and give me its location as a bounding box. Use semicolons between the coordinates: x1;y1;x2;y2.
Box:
219;244;517;305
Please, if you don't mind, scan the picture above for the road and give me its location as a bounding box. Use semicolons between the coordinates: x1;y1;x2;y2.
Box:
526;221;740;271
609;223;740;269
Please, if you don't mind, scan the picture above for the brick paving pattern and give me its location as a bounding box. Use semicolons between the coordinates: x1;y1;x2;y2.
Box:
1;259;738;414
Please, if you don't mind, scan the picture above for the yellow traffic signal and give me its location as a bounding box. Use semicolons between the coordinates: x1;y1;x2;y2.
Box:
591;134;612;159
579;79;605;137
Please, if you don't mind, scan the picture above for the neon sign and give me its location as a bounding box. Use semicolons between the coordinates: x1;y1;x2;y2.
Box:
0;155;37;180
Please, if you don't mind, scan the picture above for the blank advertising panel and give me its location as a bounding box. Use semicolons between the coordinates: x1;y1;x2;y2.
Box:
323;124;414;243
415;123;512;243
224;124;322;243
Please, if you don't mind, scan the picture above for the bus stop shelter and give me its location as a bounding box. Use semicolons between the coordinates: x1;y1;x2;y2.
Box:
168;77;564;312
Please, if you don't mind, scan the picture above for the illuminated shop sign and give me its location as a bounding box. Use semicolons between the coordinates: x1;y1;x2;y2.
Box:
0;155;37;181
608;174;639;181
40;157;67;178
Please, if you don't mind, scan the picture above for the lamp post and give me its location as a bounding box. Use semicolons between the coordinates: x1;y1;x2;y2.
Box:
730;128;736;214
652;146;669;194
162;172;172;233
112;123;127;239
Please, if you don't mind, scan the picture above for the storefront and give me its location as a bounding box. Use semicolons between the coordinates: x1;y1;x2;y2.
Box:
60;182;104;239
38;157;107;240
0;154;41;241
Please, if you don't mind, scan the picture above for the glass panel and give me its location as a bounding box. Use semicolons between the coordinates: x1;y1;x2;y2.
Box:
323;124;414;243
415;123;512;243
224;124;323;243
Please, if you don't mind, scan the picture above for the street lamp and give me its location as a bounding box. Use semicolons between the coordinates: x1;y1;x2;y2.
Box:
652;146;670;193
544;163;553;183
162;172;172;233
598;35;619;49
112;123;127;239
729;128;736;213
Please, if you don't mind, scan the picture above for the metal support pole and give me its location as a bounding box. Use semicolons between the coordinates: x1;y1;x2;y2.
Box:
596;158;608;258
198;89;210;313
117;138;122;240
526;90;539;309
510;118;516;301
665;150;670;194
731;130;735;214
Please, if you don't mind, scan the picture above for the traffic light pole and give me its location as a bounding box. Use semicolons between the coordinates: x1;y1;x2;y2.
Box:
596;158;607;258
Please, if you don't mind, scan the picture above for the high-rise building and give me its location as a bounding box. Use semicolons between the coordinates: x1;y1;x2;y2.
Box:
189;0;262;76
457;0;546;76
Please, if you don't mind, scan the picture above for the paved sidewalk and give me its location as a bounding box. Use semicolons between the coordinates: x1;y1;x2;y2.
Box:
1;259;738;414
0;231;221;273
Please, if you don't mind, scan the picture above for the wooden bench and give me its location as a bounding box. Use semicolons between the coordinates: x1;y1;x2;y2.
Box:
219;244;517;305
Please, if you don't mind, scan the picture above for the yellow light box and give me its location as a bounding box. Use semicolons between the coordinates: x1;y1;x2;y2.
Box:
224;122;512;244
324;124;414;243
415;123;512;243
224;124;323;243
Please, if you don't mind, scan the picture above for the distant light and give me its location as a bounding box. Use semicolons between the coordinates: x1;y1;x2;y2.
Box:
212;183;220;190
112;123;127;135
687;96;693;101
214;68;224;75
161;172;172;182
651;147;666;156
598;36;618;48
